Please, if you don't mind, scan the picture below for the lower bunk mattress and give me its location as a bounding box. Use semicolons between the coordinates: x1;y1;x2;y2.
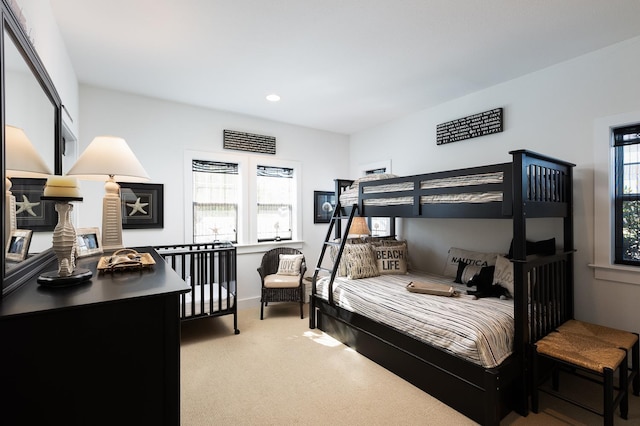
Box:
314;272;514;368
181;281;235;317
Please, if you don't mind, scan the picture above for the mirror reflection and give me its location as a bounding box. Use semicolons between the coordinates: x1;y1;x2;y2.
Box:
4;26;57;269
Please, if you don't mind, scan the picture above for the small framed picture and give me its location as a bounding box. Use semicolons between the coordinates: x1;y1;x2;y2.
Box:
76;227;103;258
119;182;164;229
314;190;336;224
6;229;33;262
11;177;57;231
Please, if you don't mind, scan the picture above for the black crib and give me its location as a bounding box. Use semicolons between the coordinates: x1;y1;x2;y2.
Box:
154;243;239;334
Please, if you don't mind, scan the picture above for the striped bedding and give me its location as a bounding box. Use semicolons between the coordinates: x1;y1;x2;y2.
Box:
315;271;514;368
339;171;504;206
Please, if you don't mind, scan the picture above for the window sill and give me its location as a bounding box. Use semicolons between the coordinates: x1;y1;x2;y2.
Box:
589;263;640;286
235;240;304;255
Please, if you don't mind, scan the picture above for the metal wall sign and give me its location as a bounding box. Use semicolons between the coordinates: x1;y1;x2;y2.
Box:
436;108;503;145
223;129;276;154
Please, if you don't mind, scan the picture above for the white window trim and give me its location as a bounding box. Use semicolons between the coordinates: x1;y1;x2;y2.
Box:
184;150;301;246
249;157;302;244
591;110;640;285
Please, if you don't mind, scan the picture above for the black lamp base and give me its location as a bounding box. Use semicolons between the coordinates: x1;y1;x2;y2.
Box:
37;268;93;287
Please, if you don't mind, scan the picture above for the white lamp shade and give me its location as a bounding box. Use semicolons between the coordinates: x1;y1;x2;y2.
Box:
66;136;150;182
5;125;53;177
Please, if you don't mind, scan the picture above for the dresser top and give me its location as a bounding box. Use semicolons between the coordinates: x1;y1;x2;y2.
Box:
0;247;189;318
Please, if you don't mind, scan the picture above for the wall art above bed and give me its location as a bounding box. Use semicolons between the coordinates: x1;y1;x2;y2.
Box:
436;108;503;145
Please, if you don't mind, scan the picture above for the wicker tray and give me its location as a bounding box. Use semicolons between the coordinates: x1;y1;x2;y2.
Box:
97;249;156;273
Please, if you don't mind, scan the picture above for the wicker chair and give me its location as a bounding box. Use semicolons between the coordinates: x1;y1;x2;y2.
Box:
257;247;306;320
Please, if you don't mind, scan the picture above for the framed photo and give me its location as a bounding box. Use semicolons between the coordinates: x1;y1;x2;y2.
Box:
6;229;33;262
11;178;56;232
119;182;164;229
76;227;103;258
314;190;336;224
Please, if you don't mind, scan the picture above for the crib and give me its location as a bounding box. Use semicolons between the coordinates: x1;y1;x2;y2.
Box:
154;243;239;334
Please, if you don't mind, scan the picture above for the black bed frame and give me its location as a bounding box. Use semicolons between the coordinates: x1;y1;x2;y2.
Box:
309;150;575;425
155;243;239;334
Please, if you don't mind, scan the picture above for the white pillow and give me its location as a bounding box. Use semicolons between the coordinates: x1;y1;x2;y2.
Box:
277;254;303;276
443;247;500;278
492;255;514;297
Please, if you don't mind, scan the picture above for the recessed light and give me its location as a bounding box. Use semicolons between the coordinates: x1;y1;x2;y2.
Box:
266;94;280;102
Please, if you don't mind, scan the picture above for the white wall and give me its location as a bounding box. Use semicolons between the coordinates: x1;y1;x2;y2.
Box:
15;0;79;135
349;35;640;333
76;86;349;308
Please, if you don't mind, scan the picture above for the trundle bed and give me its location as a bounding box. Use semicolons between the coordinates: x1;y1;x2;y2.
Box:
155;243;239;334
309;150;575;425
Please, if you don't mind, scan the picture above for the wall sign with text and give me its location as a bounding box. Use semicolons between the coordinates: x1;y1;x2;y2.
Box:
436;108;503;145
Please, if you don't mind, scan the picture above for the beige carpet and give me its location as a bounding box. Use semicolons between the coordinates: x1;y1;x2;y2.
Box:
181;304;640;425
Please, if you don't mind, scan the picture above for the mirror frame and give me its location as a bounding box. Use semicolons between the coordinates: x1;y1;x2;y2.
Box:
2;0;63;297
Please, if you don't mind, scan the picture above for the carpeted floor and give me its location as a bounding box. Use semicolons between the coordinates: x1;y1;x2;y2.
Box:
181;304;640;425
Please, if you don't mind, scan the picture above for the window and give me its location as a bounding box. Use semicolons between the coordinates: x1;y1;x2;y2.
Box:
256;165;294;242
192;160;239;243
185;151;301;246
614;124;640;265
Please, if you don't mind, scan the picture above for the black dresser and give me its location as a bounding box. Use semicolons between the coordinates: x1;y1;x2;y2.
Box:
0;247;189;425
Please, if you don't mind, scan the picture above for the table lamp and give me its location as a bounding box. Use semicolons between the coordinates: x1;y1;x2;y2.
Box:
5;125;53;246
349;216;371;238
66;136;149;251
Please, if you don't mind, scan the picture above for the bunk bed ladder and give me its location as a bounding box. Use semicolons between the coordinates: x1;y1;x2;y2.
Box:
310;203;358;328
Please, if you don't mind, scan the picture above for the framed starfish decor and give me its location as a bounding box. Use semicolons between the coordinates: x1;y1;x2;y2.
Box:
11;178;57;232
119;182;164;229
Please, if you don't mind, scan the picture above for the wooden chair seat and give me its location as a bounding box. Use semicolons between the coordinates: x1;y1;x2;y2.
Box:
532;331;629;426
536;331;626;373
557;319;639;396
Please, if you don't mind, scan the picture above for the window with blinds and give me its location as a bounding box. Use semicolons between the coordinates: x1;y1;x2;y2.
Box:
192;160;239;243
614;124;640;265
256;165;294;242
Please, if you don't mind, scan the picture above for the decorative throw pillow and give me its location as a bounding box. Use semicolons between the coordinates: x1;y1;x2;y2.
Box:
443;247;500;278
343;243;379;279
277;254;303;276
330;239;365;277
454;260;483;284
373;243;408;275
492;255;514;297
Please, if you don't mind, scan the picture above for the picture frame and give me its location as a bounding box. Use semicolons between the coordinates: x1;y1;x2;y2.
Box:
119;182;164;229
76;227;103;258
6;229;33;262
314;190;336;224
11;177;57;231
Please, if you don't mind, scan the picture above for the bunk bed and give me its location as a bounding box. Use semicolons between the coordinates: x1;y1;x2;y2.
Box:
155;243;239;334
309;150;575;425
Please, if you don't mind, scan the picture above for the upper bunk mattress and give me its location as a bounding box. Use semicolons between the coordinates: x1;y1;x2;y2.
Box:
339;171;504;206
314;271;514;368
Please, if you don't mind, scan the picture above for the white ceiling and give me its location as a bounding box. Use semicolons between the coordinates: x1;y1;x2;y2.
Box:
49;0;640;135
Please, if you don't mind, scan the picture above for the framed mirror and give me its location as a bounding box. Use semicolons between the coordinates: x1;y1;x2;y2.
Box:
2;0;63;297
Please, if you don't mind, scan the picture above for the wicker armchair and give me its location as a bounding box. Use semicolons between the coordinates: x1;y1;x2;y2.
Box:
257;247;306;320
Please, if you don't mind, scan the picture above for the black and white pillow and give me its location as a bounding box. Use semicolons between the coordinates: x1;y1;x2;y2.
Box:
443;247;500;278
454;260;483;284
